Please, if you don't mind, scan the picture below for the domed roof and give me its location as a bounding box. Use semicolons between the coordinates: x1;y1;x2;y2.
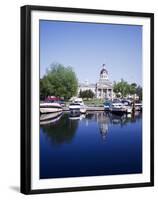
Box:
100;64;108;74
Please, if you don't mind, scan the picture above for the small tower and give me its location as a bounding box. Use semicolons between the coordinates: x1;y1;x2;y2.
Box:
100;64;108;81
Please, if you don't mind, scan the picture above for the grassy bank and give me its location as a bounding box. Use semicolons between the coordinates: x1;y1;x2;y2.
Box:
83;99;104;106
65;98;104;107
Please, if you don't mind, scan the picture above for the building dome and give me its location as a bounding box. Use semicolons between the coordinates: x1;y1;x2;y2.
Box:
100;64;108;75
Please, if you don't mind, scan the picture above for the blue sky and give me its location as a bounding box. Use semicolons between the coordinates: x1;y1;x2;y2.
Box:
40;20;142;86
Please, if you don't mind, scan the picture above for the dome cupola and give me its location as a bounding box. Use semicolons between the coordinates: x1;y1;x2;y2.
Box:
100;64;108;75
100;64;108;80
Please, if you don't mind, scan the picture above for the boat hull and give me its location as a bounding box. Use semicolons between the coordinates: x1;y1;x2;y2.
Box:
110;110;126;115
126;107;132;113
40;102;63;114
110;107;127;115
80;105;87;114
40;107;62;114
104;106;110;111
80;109;86;114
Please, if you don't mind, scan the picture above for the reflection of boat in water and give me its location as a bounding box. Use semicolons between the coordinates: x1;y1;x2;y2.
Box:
69;111;86;120
69;108;80;120
40;102;63;114
41;113;79;145
40;111;62;125
109;113;127;124
109;111;141;125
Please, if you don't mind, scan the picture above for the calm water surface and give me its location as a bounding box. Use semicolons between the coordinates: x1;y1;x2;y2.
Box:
40;111;142;179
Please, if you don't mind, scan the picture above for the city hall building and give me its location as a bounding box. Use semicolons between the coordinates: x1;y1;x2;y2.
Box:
78;64;113;99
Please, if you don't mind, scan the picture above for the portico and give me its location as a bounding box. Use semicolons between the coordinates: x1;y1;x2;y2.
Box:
96;88;113;99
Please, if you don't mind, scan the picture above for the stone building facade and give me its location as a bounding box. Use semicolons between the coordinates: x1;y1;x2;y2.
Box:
78;64;113;99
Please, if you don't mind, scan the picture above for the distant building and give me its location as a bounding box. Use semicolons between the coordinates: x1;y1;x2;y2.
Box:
78;64;113;99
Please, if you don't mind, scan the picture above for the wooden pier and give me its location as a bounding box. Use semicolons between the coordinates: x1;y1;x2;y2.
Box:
63;106;104;112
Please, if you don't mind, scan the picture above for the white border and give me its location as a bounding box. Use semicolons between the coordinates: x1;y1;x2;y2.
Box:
31;10;151;190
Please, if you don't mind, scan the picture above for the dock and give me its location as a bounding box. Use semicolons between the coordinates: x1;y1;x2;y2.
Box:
63;106;104;112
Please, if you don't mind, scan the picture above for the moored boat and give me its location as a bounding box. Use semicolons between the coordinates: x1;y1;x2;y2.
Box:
110;102;127;115
69;103;80;111
73;98;84;106
80;105;87;114
121;99;132;113
103;100;112;111
126;106;132;113
69;98;87;114
135;103;142;111
40;102;63;114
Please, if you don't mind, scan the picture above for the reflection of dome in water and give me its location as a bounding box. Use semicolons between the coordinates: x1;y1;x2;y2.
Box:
97;112;109;140
99;124;108;140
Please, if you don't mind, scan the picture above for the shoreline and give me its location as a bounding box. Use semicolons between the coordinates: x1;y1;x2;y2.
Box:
63;106;105;111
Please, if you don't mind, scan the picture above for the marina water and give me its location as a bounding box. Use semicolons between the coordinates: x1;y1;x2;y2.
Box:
40;111;142;179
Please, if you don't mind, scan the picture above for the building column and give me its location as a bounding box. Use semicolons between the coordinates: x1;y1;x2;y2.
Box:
105;88;108;98
109;89;111;100
111;89;113;100
97;89;99;98
101;89;103;99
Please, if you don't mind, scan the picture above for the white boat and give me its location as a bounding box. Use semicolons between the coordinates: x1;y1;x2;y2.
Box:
74;98;87;113
121;100;132;113
74;98;84;106
69;98;87;114
40;111;62;125
40;102;63;114
126;106;132;113
80;105;87;114
109;99;133;114
135;103;142;111
110;103;127;115
69;103;80;111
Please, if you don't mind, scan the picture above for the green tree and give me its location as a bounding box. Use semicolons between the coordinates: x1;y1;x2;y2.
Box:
79;89;94;99
113;79;129;97
113;80;138;98
129;83;137;95
88;89;95;99
40;63;78;100
79;90;83;98
136;85;142;100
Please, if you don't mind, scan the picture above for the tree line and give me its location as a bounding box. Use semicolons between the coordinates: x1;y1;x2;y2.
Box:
40;63;142;101
113;79;142;100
